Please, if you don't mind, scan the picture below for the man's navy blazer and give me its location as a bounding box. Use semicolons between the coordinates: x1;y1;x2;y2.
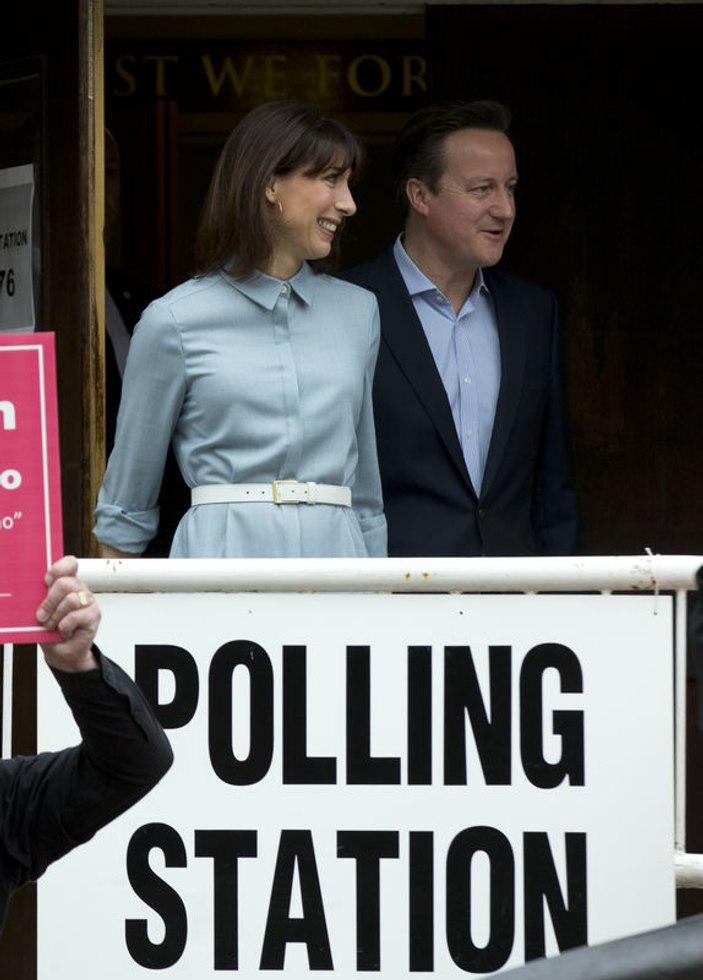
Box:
341;248;581;557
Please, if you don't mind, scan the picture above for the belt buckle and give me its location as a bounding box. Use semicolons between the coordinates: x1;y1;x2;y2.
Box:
272;479;299;504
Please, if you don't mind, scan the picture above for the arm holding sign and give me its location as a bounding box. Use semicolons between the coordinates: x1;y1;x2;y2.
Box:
0;556;173;930
36;554;101;670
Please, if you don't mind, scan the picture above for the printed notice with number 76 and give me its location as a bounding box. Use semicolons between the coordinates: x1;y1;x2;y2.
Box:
0;333;63;643
0;164;35;333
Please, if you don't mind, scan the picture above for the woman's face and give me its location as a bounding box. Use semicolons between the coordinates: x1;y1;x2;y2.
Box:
264;161;357;279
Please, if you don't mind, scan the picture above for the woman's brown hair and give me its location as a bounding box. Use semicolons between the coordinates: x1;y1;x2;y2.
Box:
194;100;362;280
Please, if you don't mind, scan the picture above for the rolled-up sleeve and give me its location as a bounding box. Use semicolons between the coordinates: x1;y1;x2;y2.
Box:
93;303;187;553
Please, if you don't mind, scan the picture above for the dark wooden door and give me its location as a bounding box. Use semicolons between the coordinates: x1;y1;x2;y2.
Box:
0;0;103;972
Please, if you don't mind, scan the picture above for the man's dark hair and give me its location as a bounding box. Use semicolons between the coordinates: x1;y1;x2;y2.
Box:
195;100;362;280
391;100;512;217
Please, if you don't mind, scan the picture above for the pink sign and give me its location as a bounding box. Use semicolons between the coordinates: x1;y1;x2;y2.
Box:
0;333;63;643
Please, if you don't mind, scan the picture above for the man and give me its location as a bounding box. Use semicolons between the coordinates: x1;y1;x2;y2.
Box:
343;101;581;557
0;555;173;928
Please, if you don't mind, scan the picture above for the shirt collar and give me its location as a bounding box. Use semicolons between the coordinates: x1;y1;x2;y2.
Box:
393;234;489;303
219;260;316;310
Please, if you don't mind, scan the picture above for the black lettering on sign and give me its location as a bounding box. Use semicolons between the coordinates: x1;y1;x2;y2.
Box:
409;830;434;971
123;824;588;969
407;645;432;785
520;643;585;788
338;830;400;970
282;645;336;784
446;826;515;973
209;639;273;785
259;829;333;970
346;645;401;784
523;831;588;959
444;646;512;785
194;829;257;969
125;822;188;968
0;268;16;298
134;644;199;729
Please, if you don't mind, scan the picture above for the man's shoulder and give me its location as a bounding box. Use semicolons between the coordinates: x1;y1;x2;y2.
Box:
484;266;556;303
339;246;397;291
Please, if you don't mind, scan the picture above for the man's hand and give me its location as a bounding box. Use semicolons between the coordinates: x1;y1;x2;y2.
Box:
36;555;101;672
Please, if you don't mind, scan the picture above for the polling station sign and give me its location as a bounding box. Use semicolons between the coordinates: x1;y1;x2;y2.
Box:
37;591;674;977
0;333;63;643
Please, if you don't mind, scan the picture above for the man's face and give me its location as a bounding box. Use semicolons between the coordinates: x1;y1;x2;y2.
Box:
413;128;518;276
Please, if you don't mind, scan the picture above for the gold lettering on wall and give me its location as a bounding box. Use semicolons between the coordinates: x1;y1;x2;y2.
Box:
201;55;256;97
262;55;288;99
142;55;179;98
314;54;342;98
402;55;426;96
108;47;427;108
348;55;392;98
114;55;138;97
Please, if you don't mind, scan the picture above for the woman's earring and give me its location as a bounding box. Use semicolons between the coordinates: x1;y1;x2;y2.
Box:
277;200;284;215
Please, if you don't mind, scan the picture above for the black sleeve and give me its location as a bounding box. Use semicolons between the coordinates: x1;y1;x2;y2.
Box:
0;648;172;910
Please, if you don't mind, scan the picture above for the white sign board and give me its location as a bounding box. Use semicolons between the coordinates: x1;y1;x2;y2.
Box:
37;592;675;977
0;165;35;333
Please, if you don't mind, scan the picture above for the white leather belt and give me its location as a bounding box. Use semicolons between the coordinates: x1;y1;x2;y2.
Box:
191;481;352;507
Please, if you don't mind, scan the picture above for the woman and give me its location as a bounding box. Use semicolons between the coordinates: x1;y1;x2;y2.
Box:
93;101;386;559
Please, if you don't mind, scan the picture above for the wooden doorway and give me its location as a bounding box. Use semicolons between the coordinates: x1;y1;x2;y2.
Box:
0;0;103;972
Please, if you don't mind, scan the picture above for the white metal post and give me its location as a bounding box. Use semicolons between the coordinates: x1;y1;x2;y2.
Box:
2;643;13;759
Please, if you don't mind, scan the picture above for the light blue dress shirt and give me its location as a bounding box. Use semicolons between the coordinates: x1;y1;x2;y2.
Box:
393;237;501;494
93;262;387;558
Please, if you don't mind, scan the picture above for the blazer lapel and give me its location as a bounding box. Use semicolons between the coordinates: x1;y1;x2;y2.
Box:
369;250;475;495
481;271;527;497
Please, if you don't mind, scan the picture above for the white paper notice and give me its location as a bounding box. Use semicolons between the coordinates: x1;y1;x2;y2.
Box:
0;164;35;333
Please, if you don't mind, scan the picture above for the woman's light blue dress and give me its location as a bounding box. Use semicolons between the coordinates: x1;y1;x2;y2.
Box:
93;263;387;558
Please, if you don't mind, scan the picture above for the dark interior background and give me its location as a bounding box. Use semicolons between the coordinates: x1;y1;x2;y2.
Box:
428;4;703;557
107;5;703;560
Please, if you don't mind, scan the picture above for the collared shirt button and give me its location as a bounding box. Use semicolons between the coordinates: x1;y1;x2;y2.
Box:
466;430;473;439
280;284;288;295
464;376;472;384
